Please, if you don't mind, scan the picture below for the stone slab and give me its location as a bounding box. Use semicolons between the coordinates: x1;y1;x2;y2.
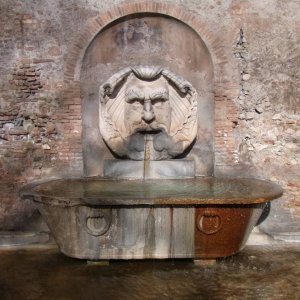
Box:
20;177;283;206
103;159;195;179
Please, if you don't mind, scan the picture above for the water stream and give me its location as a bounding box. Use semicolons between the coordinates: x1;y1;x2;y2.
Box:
143;134;153;179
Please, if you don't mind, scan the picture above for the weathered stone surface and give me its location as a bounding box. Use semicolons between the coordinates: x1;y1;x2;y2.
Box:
35;204;265;259
36;204;196;259
21;176;275;259
0;0;298;242
21;177;282;206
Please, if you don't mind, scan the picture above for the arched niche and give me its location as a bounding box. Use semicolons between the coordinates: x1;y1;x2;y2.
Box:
80;13;214;176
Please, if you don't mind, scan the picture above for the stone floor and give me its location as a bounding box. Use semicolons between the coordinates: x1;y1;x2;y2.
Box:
0;244;299;300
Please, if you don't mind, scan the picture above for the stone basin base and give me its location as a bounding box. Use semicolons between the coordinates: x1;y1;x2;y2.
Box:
36;204;264;260
20;177;282;260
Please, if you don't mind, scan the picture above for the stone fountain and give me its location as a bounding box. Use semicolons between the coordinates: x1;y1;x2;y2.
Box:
20;65;282;261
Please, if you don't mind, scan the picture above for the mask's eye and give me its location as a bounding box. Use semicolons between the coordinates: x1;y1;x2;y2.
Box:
153;101;162;107
127;98;143;106
152;98;167;107
125;89;144;105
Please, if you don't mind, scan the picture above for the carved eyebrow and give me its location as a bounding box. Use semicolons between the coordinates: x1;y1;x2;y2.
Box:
125;88;144;102
150;90;169;100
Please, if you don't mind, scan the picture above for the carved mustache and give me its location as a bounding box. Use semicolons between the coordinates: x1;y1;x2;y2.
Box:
133;124;167;134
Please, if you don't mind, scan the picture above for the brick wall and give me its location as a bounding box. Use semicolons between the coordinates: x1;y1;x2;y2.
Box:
0;0;299;239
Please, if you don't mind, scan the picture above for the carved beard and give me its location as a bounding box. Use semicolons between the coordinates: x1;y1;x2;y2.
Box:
123;131;174;160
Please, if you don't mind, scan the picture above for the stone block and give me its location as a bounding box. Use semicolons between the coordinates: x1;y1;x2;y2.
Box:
104;160;195;179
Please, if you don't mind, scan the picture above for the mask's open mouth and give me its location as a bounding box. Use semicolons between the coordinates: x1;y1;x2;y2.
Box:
136;129;163;135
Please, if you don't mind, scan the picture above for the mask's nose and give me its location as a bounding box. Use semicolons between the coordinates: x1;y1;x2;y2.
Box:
142;100;155;123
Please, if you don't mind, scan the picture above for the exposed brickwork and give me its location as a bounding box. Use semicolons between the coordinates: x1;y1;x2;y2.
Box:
0;0;299;239
52;81;82;166
11;63;43;100
66;1;234;83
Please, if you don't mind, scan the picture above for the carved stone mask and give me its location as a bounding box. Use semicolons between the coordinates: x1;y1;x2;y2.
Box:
99;65;198;160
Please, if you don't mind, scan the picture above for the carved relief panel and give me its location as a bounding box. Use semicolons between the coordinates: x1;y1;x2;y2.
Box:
99;65;197;160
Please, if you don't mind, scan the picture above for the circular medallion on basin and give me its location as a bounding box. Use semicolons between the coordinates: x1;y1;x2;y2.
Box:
197;210;222;235
76;207;112;236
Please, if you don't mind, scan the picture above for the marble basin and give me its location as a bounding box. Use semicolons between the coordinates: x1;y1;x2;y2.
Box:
20;177;282;260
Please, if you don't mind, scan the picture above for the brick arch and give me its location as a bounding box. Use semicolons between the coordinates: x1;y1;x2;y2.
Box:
64;1;232;85
60;1;240;170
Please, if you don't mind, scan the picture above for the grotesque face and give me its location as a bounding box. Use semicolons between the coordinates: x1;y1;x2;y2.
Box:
99;65;198;160
124;75;171;136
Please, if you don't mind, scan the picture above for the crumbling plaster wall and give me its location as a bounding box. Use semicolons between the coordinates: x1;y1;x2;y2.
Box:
0;0;299;239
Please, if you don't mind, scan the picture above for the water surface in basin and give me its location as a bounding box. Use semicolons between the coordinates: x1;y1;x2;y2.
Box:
24;177;283;206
